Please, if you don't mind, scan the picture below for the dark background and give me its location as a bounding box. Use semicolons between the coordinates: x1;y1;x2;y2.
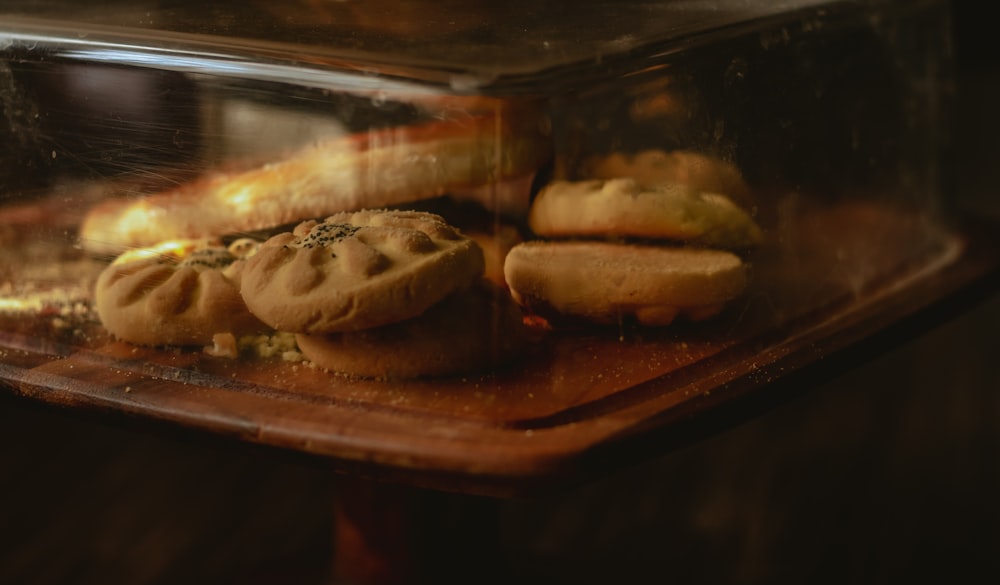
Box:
2;1;1000;583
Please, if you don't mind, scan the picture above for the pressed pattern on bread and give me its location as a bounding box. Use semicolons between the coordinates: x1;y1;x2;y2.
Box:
240;209;485;334
94;239;268;346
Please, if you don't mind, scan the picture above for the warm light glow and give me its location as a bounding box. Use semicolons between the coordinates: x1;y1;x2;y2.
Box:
225;185;255;210
112;239;203;265
0;297;40;313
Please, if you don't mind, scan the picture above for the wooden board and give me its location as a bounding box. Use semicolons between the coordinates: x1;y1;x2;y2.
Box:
2;199;999;496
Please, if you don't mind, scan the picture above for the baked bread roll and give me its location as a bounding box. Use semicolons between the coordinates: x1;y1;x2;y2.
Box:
295;281;527;379
94;240;267;346
529;178;762;249
79;110;552;256
239;209;485;334
503;240;747;326
581;149;752;207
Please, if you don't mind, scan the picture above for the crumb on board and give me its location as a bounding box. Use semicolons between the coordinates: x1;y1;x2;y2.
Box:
240;332;305;361
203;332;239;358
203;331;306;362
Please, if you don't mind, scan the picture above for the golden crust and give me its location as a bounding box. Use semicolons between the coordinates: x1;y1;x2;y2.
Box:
239;209;485;334
581;149;753;207
79;111;552;256
94;240;268;346
503;240;747;326
528;178;762;249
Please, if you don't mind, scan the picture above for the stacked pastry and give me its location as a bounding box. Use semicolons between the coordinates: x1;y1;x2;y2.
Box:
85;108;550;378
94;239;267;347
504;154;762;327
86;100;766;376
239;209;527;379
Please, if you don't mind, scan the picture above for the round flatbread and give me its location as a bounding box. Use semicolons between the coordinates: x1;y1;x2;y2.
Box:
95;239;267;346
503;240;747;326
528;178;762;249
581;149;752;206
295;281;527;379
240;209;485;334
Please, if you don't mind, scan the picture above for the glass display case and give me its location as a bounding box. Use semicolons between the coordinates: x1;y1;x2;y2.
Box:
1;0;993;495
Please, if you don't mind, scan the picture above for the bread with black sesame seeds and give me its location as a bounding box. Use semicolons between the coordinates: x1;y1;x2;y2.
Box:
94;239;268;346
239;209;485;334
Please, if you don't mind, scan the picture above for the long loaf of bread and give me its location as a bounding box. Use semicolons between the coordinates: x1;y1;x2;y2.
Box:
80;110;552;256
